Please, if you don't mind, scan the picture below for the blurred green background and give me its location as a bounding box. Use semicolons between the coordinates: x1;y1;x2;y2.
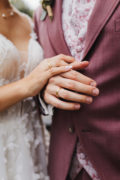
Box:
10;0;40;17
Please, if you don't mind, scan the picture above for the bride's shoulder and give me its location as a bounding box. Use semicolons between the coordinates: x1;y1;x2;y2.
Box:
12;5;33;29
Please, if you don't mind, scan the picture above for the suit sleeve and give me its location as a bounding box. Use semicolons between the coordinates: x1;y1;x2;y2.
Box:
33;8;54;117
33;10;39;41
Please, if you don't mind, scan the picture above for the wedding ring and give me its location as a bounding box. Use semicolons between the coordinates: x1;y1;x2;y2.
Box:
56;87;61;97
48;61;52;69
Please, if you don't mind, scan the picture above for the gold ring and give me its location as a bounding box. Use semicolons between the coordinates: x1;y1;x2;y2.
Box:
56;87;61;97
48;61;52;69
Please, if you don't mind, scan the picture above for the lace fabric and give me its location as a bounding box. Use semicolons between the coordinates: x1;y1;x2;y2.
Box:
62;0;96;61
0;11;49;180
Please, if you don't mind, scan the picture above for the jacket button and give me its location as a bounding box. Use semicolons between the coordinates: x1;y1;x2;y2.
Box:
68;127;75;134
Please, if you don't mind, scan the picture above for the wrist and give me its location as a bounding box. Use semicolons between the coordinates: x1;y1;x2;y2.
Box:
18;78;31;99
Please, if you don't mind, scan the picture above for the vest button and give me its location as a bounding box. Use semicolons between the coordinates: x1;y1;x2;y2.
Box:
68;127;75;134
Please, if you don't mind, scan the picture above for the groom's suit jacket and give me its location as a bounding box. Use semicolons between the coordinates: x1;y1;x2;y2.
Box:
34;0;120;179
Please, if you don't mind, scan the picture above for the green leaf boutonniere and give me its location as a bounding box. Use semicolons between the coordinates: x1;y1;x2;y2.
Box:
41;0;55;21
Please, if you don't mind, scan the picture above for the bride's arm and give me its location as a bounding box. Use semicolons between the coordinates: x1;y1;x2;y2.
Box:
0;78;29;112
0;54;84;112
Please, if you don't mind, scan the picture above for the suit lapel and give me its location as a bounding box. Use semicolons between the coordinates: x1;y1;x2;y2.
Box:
46;0;71;55
82;0;120;60
46;0;120;58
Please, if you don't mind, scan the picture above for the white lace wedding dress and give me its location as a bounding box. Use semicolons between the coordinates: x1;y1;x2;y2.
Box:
0;13;49;180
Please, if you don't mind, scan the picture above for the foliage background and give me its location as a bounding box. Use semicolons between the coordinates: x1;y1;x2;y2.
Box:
10;0;39;17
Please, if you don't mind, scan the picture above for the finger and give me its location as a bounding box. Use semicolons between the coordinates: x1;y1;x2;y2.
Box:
71;61;89;70
52;59;68;67
52;54;75;67
46;55;70;69
44;93;81;110
57;54;75;63
47;85;93;104
61;70;97;86
47;65;72;78
50;76;99;96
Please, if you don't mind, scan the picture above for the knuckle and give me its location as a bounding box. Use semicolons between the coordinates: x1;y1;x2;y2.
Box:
57;60;61;66
49;68;55;75
83;85;93;94
49;77;55;84
90;87;95;94
46;84;53;94
77;94;85;102
84;76;93;84
56;59;60;66
89;80;96;87
45;85;49;92
81;96;87;103
72;71;77;80
87;79;93;85
68;81;75;89
43;92;48;102
59;54;64;59
53;57;59;66
54;101;60;108
72;104;77;110
71;70;77;76
75;95;83;103
61;91;69;99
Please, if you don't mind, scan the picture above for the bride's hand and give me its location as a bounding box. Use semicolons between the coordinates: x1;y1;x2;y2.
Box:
0;54;89;111
24;54;76;97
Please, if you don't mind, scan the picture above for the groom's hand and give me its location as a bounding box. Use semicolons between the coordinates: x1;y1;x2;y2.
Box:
43;63;99;110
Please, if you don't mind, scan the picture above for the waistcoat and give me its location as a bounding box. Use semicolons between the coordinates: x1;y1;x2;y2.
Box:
34;0;120;179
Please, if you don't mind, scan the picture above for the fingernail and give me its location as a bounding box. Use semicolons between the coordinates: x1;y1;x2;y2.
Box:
90;81;96;87
65;65;72;70
86;97;93;104
92;88;99;96
75;104;81;109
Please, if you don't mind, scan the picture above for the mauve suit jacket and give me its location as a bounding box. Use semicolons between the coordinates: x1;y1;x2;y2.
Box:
34;0;120;179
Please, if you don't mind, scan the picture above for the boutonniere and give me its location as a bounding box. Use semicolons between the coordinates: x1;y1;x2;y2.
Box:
40;0;54;21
